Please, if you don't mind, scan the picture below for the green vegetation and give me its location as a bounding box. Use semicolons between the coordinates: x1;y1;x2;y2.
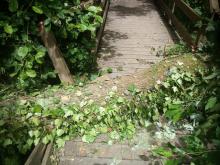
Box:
149;66;220;164
1;54;219;164
0;0;220;165
0;0;103;88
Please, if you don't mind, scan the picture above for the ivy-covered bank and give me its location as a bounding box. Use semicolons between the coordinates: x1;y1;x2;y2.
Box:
1;53;220;164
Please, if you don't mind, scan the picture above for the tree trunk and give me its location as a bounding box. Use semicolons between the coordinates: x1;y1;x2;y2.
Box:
39;23;74;85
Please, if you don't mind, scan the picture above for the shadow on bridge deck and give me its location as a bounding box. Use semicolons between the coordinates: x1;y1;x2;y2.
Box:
98;0;177;78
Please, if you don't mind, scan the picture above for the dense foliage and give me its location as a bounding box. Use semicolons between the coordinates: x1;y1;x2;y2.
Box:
147;67;220;164
0;86;136;164
0;0;103;88
183;0;220;57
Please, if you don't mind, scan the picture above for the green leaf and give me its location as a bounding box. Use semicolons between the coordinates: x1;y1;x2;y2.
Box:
45;23;51;32
31;117;40;126
204;72;218;80
77;24;87;31
107;67;113;73
172;86;178;93
163;82;170;88
9;0;18;12
0;120;5;126
57;129;65;137
165;159;180;165
32;6;43;14
42;137;49;144
34;138;40;145
27;139;33;147
56;138;65;148
110;131;120;140
99;126;108;133
3;139;13;147
28;130;34;137
165;104;183;122
87;6;102;13
82;134;96;143
153;147;173;158
33;105;42;113
33;130;41;137
117;97;124;103
195;20;203;28
54;119;62;127
35;51;45;64
72;114;81;122
4;24;13;34
64;110;74;117
205;97;217;111
42;135;53;144
18;46;29;58
44;18;51;26
127;84;137;93
26;70;37;78
206;22;215;32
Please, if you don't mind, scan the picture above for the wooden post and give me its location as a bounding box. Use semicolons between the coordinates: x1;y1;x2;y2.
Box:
209;0;220;13
39;22;74;85
93;0;110;54
169;0;176;25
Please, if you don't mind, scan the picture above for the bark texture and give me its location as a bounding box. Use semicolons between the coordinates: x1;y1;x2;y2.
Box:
40;24;74;85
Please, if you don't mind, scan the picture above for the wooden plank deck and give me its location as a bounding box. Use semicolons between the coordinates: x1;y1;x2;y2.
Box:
59;0;176;164
98;0;176;78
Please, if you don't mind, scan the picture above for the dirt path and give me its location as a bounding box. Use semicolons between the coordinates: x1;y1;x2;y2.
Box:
52;55;204;104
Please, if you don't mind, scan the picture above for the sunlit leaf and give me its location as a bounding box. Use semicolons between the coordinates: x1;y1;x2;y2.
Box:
205;97;217;111
4;24;13;34
153;147;173;158
26;70;37;78
18;46;29;58
32;6;43;14
82;134;96;143
56;138;65;148
57;129;65;137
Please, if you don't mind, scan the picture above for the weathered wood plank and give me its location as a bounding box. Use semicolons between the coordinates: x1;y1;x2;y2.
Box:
25;144;47;165
42;143;53;165
98;0;174;78
25;143;53;165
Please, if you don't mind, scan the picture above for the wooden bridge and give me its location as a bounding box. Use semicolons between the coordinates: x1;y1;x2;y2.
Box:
98;0;175;78
60;0;176;164
26;0;220;165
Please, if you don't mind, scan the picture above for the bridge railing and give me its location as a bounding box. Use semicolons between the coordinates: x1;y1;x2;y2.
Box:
156;0;204;49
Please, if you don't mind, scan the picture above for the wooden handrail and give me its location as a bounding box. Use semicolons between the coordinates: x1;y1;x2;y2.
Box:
209;0;220;14
156;0;203;49
25;1;110;164
175;0;201;22
93;0;110;54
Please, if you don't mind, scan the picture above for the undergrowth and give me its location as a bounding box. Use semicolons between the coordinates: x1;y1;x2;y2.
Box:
1;58;219;164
